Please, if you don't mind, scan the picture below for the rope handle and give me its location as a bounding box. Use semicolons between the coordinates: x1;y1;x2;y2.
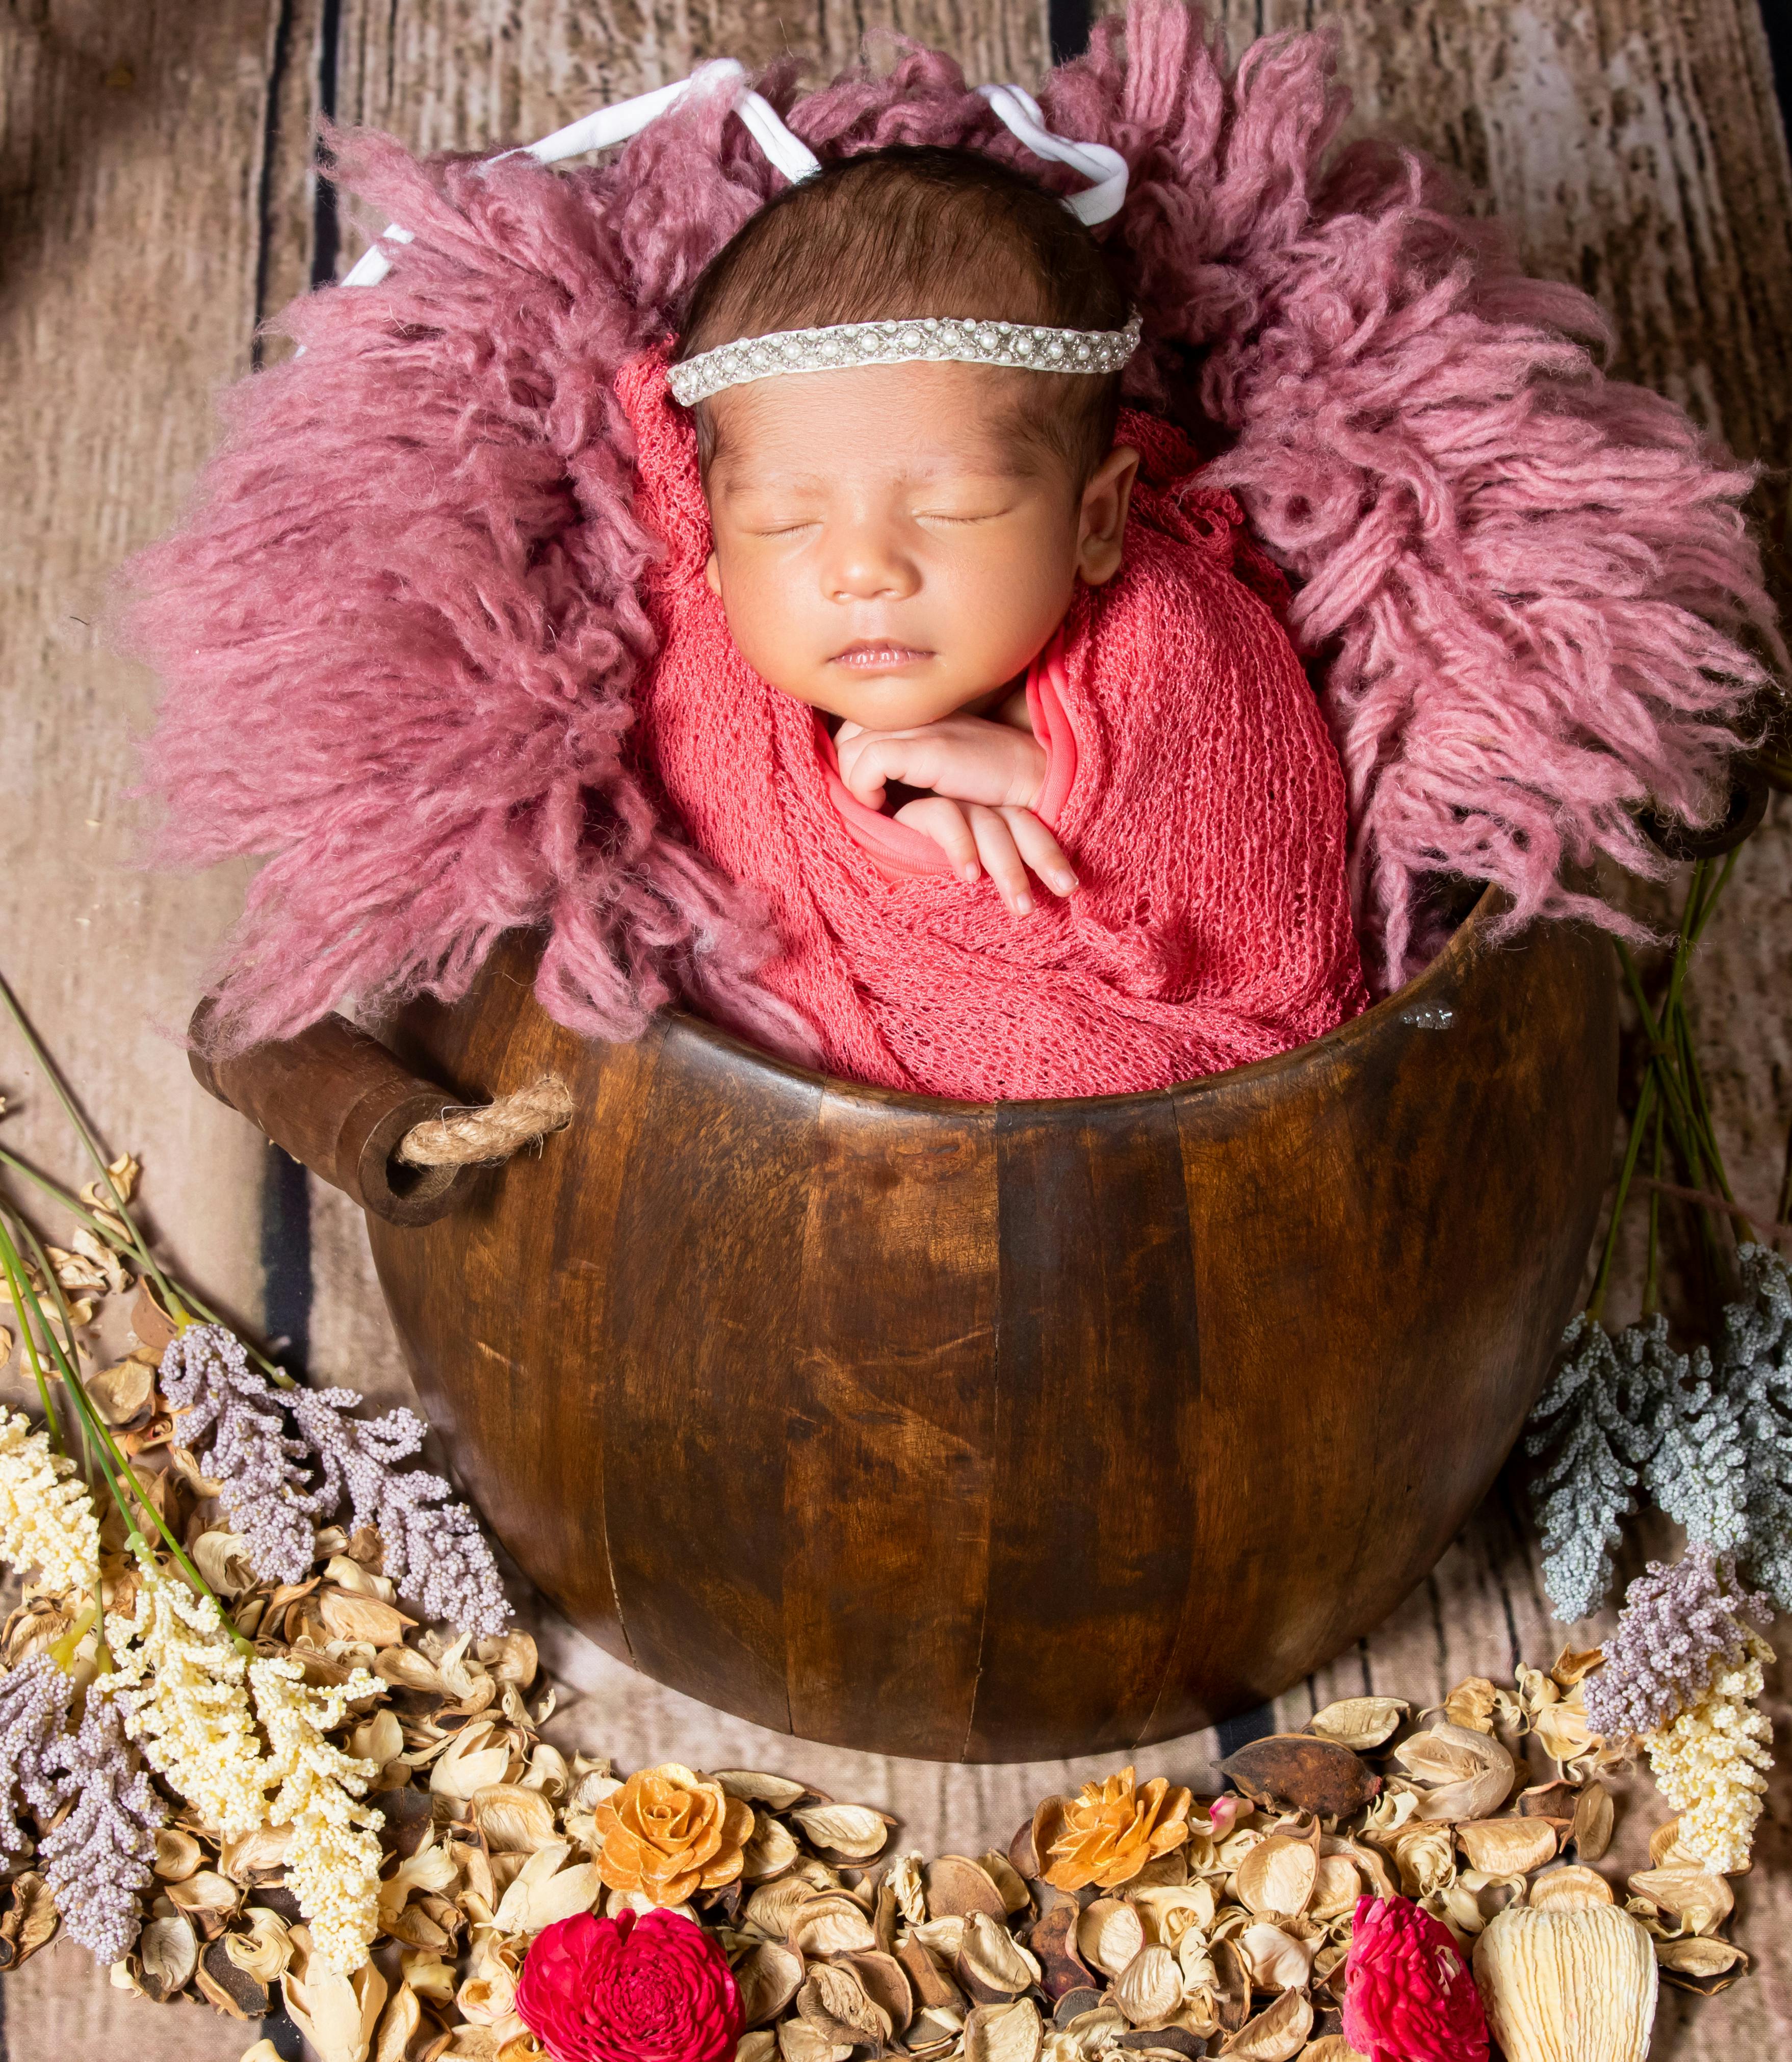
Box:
395;1074;574;1168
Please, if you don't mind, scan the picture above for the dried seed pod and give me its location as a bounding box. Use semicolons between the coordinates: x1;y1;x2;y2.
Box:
1653;1936;1747;1987
1052;1988;1104;2027
792;1804;895;1862
1237;1924;1314;1993
1220;1737;1380;1818
1216;1986;1312;2060
153;1828;203;1883
897;1936;967;2014
1395;1724;1517;1822
958;1910;1043;2002
1306;1854;1365;1920
348;1708;405;1768
965;1997;1044;2062
841;1951;915;2035
1626;1867;1732;1935
1307;1698;1408;1751
925;1855;1010;1920
138;1915;199;2002
719;1770;811;1811
743;1812;802;1884
1029;1900;1096;1999
778;2019;852;2062
735;1943;806;2028
318;1587;415;1647
1078;1897;1146;1977
909;2009;968;2057
1472;1903;1657;2062
1516;1782;1577;1821
979;1849;1032;1915
1111;1943;1182;2027
1235;1836;1318;1919
788;1892;879;1956
1526;1866;1613;1912
1318;1836;1396;1903
1129;1882;1216;1948
1457;1819;1556;1875
225;1907;295;1985
196;1935;269;2020
472;1782;559;1854
166;1869;244;1933
799;1962;892;2052
1570;1782;1614;1864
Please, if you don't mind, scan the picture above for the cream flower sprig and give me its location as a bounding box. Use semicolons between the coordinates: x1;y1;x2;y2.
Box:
0;1403;100;1595
249;1656;385;1973
109;1558;270;1837
1645;1632;1775;1874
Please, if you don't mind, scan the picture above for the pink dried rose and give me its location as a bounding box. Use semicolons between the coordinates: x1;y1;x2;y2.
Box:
515;1907;741;2062
1343;1894;1489;2062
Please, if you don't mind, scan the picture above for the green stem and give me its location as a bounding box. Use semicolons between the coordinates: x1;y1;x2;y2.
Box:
1643;1093;1664;1320
0;975;184;1317
0;1147;291;1385
1590;1067;1658;1327
0;1235;66;1456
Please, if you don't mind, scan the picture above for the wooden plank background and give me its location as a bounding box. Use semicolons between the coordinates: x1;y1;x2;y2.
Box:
1;1;1788;2055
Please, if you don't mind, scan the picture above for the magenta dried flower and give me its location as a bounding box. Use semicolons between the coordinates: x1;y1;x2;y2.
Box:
1583;1542;1771;1741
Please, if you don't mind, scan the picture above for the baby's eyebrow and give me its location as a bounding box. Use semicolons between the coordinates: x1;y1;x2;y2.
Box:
714;461;1030;499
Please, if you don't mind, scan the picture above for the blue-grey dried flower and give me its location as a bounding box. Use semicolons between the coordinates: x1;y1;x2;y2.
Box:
1721;1243;1792;1609
1643;1340;1749;1554
40;1685;161;1966
160;1325;325;1585
1582;1542;1771;1740
1526;1313;1676;1622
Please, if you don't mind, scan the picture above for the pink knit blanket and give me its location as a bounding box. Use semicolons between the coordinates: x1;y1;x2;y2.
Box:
621;354;1366;1098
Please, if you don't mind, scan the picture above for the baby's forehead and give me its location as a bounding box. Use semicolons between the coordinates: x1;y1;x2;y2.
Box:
699;360;1054;488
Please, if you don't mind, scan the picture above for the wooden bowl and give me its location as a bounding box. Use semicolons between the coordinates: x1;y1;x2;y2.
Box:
368;890;1614;1761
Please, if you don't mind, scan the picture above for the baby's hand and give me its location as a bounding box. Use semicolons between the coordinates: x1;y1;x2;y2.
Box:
835;713;1076;917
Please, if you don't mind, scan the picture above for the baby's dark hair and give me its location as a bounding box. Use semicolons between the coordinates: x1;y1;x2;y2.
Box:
676;145;1130;486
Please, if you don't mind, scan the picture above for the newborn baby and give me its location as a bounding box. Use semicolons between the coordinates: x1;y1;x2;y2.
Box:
619;145;1365;1099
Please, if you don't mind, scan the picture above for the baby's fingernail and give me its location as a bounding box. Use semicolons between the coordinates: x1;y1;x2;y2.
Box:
1054;870;1078;893
961;865;980;883
1014;892;1034;915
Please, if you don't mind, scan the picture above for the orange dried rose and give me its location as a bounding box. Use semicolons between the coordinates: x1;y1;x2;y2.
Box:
593;1763;756;1906
1044;1766;1194;1891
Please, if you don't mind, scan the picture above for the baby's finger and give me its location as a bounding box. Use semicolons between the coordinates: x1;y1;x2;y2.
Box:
833;731;890;807
1002;807;1078;897
968;806;1034;916
894;796;982;883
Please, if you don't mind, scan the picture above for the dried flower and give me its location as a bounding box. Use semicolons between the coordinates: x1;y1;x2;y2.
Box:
0;1651;75;1852
1645;1634;1775;1874
160;1325;324;1585
162;1324;509;1633
1642;1341;1749;1555
1525;1315;1674;1622
39;1682;162;1966
110;1560;269;1837
1342;1894;1489;2062
1043;1766;1193;1891
0;1405;102;1594
592;1764;755;1906
1718;1244;1792;1610
515;1908;740;2062
249;1656;384;1972
285;1386;511;1637
1582;1544;1771;1740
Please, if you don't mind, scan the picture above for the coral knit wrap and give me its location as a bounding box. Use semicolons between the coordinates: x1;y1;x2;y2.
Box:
619;354;1366;1101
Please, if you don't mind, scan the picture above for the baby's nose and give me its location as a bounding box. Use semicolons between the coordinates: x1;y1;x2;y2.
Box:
825;525;920;602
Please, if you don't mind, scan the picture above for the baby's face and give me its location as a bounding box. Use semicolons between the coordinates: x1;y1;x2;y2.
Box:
701;361;1135;728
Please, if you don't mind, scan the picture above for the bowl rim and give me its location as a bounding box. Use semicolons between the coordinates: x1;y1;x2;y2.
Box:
649;881;1521;1116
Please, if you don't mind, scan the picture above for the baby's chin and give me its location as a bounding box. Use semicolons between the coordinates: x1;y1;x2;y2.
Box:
790;663;1005;732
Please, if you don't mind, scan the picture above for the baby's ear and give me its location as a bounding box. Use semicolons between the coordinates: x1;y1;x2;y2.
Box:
1077;445;1140;588
704;551;723;597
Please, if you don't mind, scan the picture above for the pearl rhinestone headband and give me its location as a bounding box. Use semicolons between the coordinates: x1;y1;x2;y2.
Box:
666;311;1142;406
339;68;1139;400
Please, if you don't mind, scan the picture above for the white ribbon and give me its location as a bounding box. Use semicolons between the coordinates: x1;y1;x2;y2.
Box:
339;61;1128;293
976;83;1130;225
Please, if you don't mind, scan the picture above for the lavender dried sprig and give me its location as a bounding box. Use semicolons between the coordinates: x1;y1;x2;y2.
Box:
39;1685;162;1966
1583;1543;1772;1741
0;1652;74;1856
160;1326;325;1585
288;1388;512;1637
162;1323;510;1636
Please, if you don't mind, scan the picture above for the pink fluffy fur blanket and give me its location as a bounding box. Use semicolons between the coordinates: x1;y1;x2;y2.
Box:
126;0;1779;1064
